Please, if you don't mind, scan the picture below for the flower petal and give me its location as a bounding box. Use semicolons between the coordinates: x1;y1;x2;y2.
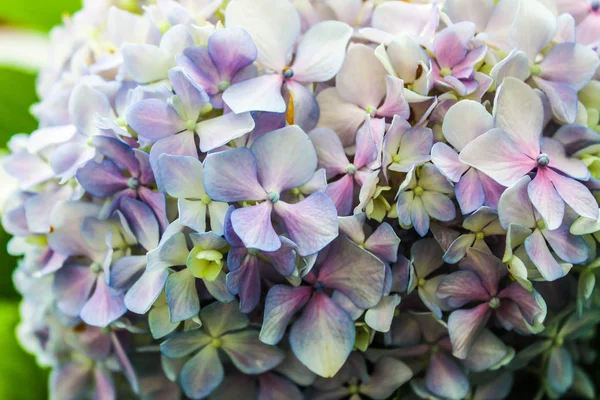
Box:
289;292;355;378
547;346;573;394
231;201;279;252
336;43;387;109
442;100;493;151
292;21;353;83
425;352;470;400
460;248;507;296
260;285;313;345
316;88;366;147
285;80;320;132
160;329;212;358
225;0;300;71
149;132;198;191
538;42;599;90
421;191;456;223
542;223;588;264
158;154;205;199
199;300;249;338
127;99;184;141
360;357;413;399
309;128;349;178
437;270;490;308
203;147;267;202
197;111;255;152
91;135;139;176
460;128;535;187
524;228;564;281
221;330;284;374
507;0;556;62
364;295;401;333
165;269;200;323
120;197;160;251
493;77;542;158
124;269;169;314
168;67;211;120
447;303;492;359
431;142;468;182
226;257;261;313
180;346;224;399
76;159;128;198
251;125;317;193
364;222;400;263
274;192;339;256
455;168;485;215
317;236;386;309
528;169;565;231
433;22;475;69
463;330;509;372
498;175;536;229
54;265;96;317
222;74;285;114
533;77;579;124
208;27;258;82
547;168;598;221
80;277;127;327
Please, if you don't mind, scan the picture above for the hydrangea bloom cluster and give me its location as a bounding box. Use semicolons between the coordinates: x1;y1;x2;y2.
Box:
4;0;600;399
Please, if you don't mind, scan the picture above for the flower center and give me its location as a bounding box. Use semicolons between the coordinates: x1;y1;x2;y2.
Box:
282;67;294;79
313;281;326;292
158;20;171;34
127;177;140;189
211;337;222;348
365;105;377;117
417;278;426;287
475;232;485;240
536;219;546;230
391;154;401;163
268;191;280;203
186;119;196;131
196;249;223;262
247;248;259;256
90;262;102;274
116;116;127;127
413;186;424;196
218;81;231;91
537;153;550;167
348;384;360;395
488;297;501;309
200;194;212;205
345;163;357;175
530;64;542;76
440;67;452;77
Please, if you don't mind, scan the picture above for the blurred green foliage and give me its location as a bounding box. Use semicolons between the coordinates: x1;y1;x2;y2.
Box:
0;301;49;399
0;0;83;397
0;0;81;31
0;64;49;400
0;68;38;150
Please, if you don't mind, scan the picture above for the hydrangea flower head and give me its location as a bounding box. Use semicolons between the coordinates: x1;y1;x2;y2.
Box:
3;0;600;398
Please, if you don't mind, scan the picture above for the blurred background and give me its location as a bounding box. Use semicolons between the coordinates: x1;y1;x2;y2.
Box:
0;0;81;398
